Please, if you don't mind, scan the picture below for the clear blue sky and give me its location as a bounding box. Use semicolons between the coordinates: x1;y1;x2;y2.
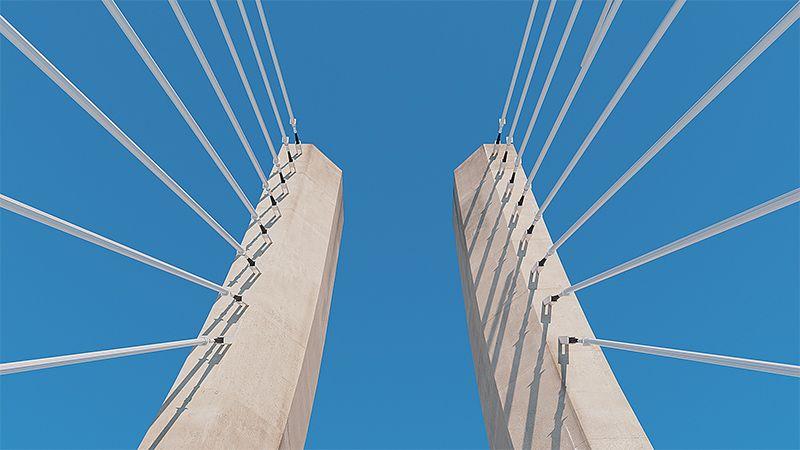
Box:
1;0;798;448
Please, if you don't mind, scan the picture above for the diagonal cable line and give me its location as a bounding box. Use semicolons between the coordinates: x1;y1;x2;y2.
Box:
546;3;800;255
526;0;685;234
0;14;246;256
235;0;287;145
564;337;800;377
495;0;540;144
208;0;280;165
0;194;235;296
515;0;620;200
507;0;553;144
255;0;300;144
168;0;273;195
0;336;223;376
103;0;274;241
544;188;800;302
511;0;583;166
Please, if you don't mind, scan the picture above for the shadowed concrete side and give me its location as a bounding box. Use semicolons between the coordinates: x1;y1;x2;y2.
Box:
453;144;649;449
140;144;343;449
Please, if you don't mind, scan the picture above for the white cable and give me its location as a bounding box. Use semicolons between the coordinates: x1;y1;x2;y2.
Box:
103;0;258;221
519;0;620;195
0;194;231;295
235;0;286;143
576;337;800;377
255;0;299;140
555;188;800;297
507;0;551;143
515;0;583;164
0;336;218;376
209;0;279;163
496;0;540;142
529;0;685;230
0;14;245;255
167;0;271;189
548;3;800;254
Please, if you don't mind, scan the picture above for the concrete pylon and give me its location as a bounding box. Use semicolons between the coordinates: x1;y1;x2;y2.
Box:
453;144;650;449
140;144;343;449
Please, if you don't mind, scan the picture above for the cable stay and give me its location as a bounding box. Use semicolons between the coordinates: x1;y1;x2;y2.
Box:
0;14;247;257
235;0;296;171
559;337;799;378
510;0;583;168
255;0;301;146
525;0;685;235
543;188;800;303
507;0;553;145
0;194;242;297
544;3;800;254
0;336;228;376
103;0;273;243
168;0;273;201
209;0;289;194
495;0;540;145
514;0;620;201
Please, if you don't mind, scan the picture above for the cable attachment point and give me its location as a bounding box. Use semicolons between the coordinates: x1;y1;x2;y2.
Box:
517;195;525;207
213;336;226;344
533;257;547;273
509;171;516;184
233;294;243;302
270;195;278;207
279;172;286;184
501;150;508;163
259;224;269;235
545;294;560;305
495;132;502;145
526;223;534;235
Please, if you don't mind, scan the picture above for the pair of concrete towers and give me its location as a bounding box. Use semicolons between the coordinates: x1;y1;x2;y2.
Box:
140;143;648;449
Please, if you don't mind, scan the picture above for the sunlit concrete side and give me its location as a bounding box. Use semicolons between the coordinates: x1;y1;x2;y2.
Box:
140;144;343;450
453;144;650;449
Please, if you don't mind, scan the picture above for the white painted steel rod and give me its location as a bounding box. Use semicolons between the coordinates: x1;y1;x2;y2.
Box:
103;0;259;221
209;0;279;163
528;0;685;231
554;188;800;298
168;0;271;190
0;194;230;295
548;3;800;254
517;0;620;195
236;0;286;143
514;0;583;164
255;0;299;142
507;0;552;143
576;337;800;377
0;337;218;375
0;14;245;255
495;0;539;144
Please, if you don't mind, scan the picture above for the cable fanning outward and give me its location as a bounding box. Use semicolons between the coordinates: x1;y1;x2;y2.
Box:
208;0;279;165
255;0;301;145
507;0;552;145
513;0;620;199
560;337;800;378
495;0;540;145
0;14;247;257
102;0;274;243
167;0;274;202
0;336;228;376
543;2;800;255
525;0;685;235
235;0;286;144
509;0;583;167
0;194;237;296
544;188;800;304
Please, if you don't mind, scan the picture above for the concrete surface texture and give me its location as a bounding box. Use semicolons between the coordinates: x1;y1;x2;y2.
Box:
140;144;343;450
453;144;650;449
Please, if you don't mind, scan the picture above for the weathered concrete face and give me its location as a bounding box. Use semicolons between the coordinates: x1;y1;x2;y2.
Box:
140;144;343;450
453;144;650;449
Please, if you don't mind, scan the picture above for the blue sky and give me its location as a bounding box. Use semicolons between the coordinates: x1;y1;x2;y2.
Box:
1;0;798;448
